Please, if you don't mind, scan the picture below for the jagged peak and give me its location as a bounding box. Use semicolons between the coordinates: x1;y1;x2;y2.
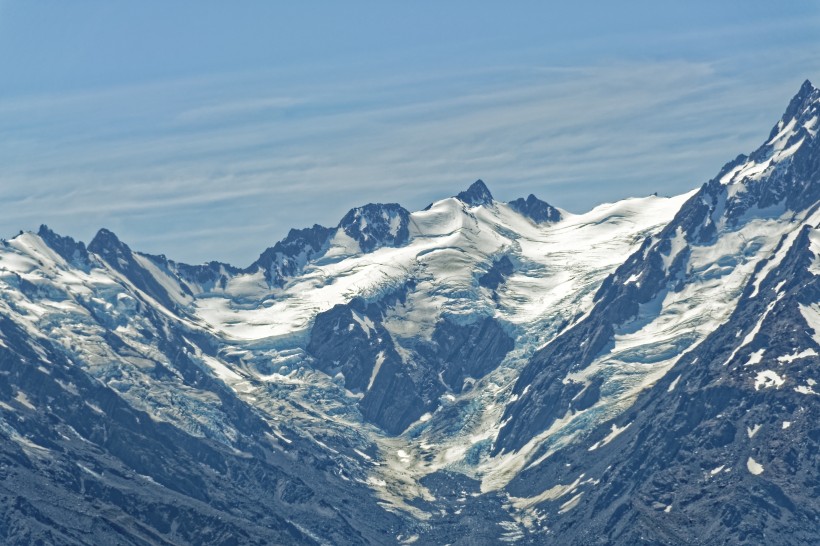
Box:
787;79;818;113
507;194;562;224
768;79;820;140
37;224;56;238
36;224;91;265
248;223;334;285
338;202;410;253
90;227;119;243
253;224;333;266
338;202;408;223
715;78;819;200
456;179;493;207
88;227;129;256
37;224;71;246
277;224;334;252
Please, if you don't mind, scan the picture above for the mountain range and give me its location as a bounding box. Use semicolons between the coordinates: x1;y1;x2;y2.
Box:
0;81;818;545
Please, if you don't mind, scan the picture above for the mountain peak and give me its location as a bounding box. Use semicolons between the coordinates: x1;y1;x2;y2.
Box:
772;79;820;139
456;179;493;206
790;77;818;104
250;223;334;286
89;227;121;245
338;203;410;253
799;78;816;96
508;194;562;224
714;78;819;216
37;224;90;266
88;228;129;258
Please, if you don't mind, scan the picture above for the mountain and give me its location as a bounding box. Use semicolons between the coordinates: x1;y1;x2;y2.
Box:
495;79;820;544
0;81;817;545
456;179;495;206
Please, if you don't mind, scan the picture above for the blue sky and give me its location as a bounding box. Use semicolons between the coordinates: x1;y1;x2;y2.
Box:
1;2;819;264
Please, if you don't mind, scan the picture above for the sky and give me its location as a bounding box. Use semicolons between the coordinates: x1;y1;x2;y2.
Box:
1;2;819;265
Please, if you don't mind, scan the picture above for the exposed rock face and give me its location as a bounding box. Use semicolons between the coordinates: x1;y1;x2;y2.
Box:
478;255;515;290
37;224;90;267
358;315;514;435
423;316;515;394
508;194;562;224
456;179;494;207
308;291;514;435
89;228;186;311
244;211;412;290
169;259;239;292
337;203;411;253
307;297;403;394
249;224;334;286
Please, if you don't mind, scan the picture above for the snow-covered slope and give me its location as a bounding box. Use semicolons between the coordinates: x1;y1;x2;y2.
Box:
193;187;684;342
0;178;685;543
491;80;820;544
0;81;818;545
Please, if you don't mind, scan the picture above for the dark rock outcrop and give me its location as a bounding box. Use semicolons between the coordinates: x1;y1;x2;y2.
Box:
249;224;334;287
37;225;91;268
88;229;185;311
308;292;514;435
508;194;562;224
478;255;515;291
456;180;494;207
337;203;411;253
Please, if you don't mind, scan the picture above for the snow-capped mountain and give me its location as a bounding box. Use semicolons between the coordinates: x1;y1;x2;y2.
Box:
494;78;820;545
0;81;817;545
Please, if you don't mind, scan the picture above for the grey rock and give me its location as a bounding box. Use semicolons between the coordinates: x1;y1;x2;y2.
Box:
456;180;494;207
508;194;562;224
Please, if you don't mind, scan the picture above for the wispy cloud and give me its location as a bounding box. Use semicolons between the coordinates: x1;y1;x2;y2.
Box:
174;95;308;125
1;44;818;264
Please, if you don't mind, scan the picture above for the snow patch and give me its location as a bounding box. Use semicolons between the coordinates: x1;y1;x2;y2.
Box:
14;391;35;410
744;348;765;367
799;303;820;347
777;348;818;363
794;384;818;395
201;354;243;383
558;492;583;514
754;370;785;390
588;422;631;451
367;351;386;392
746;457;764;475
667;375;681;392
723;298;779;366
351;309;376;338
808;227;820;275
749;225;804;298
509;474;588;511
